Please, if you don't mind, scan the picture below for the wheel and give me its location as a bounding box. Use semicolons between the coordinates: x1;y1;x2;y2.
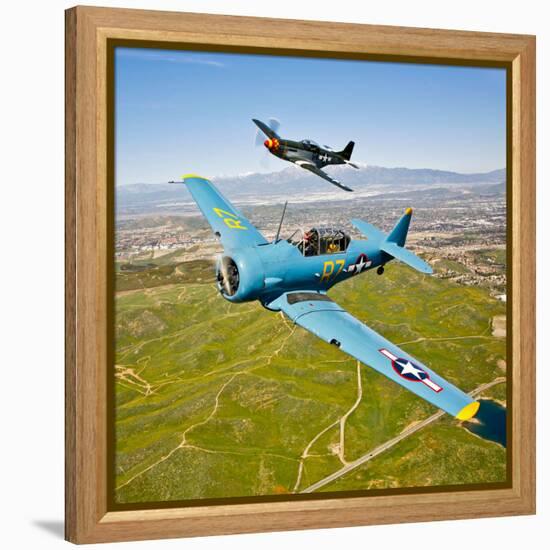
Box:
377;266;385;275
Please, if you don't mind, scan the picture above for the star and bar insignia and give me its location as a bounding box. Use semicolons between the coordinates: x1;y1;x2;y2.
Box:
379;348;443;393
346;253;372;274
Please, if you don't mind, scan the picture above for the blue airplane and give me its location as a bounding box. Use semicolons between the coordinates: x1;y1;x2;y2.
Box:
174;174;480;421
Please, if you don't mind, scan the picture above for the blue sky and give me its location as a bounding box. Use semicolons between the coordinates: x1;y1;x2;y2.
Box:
115;47;506;185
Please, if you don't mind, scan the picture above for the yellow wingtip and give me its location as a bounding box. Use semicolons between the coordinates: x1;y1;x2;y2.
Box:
456;401;480;421
405;207;413;215
182;173;206;181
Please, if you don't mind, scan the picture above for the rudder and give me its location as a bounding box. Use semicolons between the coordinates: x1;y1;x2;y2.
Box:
340;141;355;161
386;207;412;247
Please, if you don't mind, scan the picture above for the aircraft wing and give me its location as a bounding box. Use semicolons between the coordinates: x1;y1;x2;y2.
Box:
267;291;479;420
176;175;268;249
294;161;353;192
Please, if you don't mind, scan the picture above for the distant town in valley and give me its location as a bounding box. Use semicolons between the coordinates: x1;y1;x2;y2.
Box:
115;165;507;300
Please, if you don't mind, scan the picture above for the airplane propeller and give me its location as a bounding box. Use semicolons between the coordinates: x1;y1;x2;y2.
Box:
216;256;239;296
254;117;280;146
207;255;228;291
219;260;232;296
254;117;280;168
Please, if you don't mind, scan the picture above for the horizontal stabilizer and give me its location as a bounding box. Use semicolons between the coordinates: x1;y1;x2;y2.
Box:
351;219;385;243
380;241;433;274
352;210;432;274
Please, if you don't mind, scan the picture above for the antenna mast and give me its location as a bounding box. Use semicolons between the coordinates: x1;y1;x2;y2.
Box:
274;201;288;243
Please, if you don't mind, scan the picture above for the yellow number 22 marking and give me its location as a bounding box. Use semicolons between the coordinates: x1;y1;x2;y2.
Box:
213;207;247;230
320;259;345;282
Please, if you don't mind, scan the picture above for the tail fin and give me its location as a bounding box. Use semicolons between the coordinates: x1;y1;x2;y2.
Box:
351;208;432;275
387;207;412;247
339;141;355;161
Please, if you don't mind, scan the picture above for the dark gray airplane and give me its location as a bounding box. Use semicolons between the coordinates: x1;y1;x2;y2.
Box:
252;118;359;192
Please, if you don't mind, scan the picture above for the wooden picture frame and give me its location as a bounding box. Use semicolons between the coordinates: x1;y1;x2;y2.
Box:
65;5;536;544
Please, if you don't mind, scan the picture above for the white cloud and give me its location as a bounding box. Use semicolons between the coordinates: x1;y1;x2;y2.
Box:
116;48;225;68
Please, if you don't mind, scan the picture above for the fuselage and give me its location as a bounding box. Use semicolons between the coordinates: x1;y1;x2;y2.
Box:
218;236;389;307
265;137;347;169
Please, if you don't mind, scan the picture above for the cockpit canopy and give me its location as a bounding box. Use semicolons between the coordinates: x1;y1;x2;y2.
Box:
301;139;320;150
288;227;351;257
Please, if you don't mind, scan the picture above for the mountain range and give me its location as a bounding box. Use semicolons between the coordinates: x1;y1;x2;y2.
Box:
116;165;505;213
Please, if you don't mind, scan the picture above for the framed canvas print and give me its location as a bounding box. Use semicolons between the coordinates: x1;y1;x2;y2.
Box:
65;6;536;544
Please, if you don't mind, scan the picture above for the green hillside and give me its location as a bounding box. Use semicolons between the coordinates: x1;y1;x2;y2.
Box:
114;257;506;504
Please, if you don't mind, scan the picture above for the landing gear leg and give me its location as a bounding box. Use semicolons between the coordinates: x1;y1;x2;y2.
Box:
377;266;385;275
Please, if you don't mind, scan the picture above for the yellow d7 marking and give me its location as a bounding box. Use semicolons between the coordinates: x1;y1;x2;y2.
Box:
320;259;345;282
213;207;247;230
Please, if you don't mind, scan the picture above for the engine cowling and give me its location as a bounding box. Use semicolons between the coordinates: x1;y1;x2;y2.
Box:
216;250;265;303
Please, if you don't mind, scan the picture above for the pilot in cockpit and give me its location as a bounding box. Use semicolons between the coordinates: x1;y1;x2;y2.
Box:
302;230;317;257
327;241;339;254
